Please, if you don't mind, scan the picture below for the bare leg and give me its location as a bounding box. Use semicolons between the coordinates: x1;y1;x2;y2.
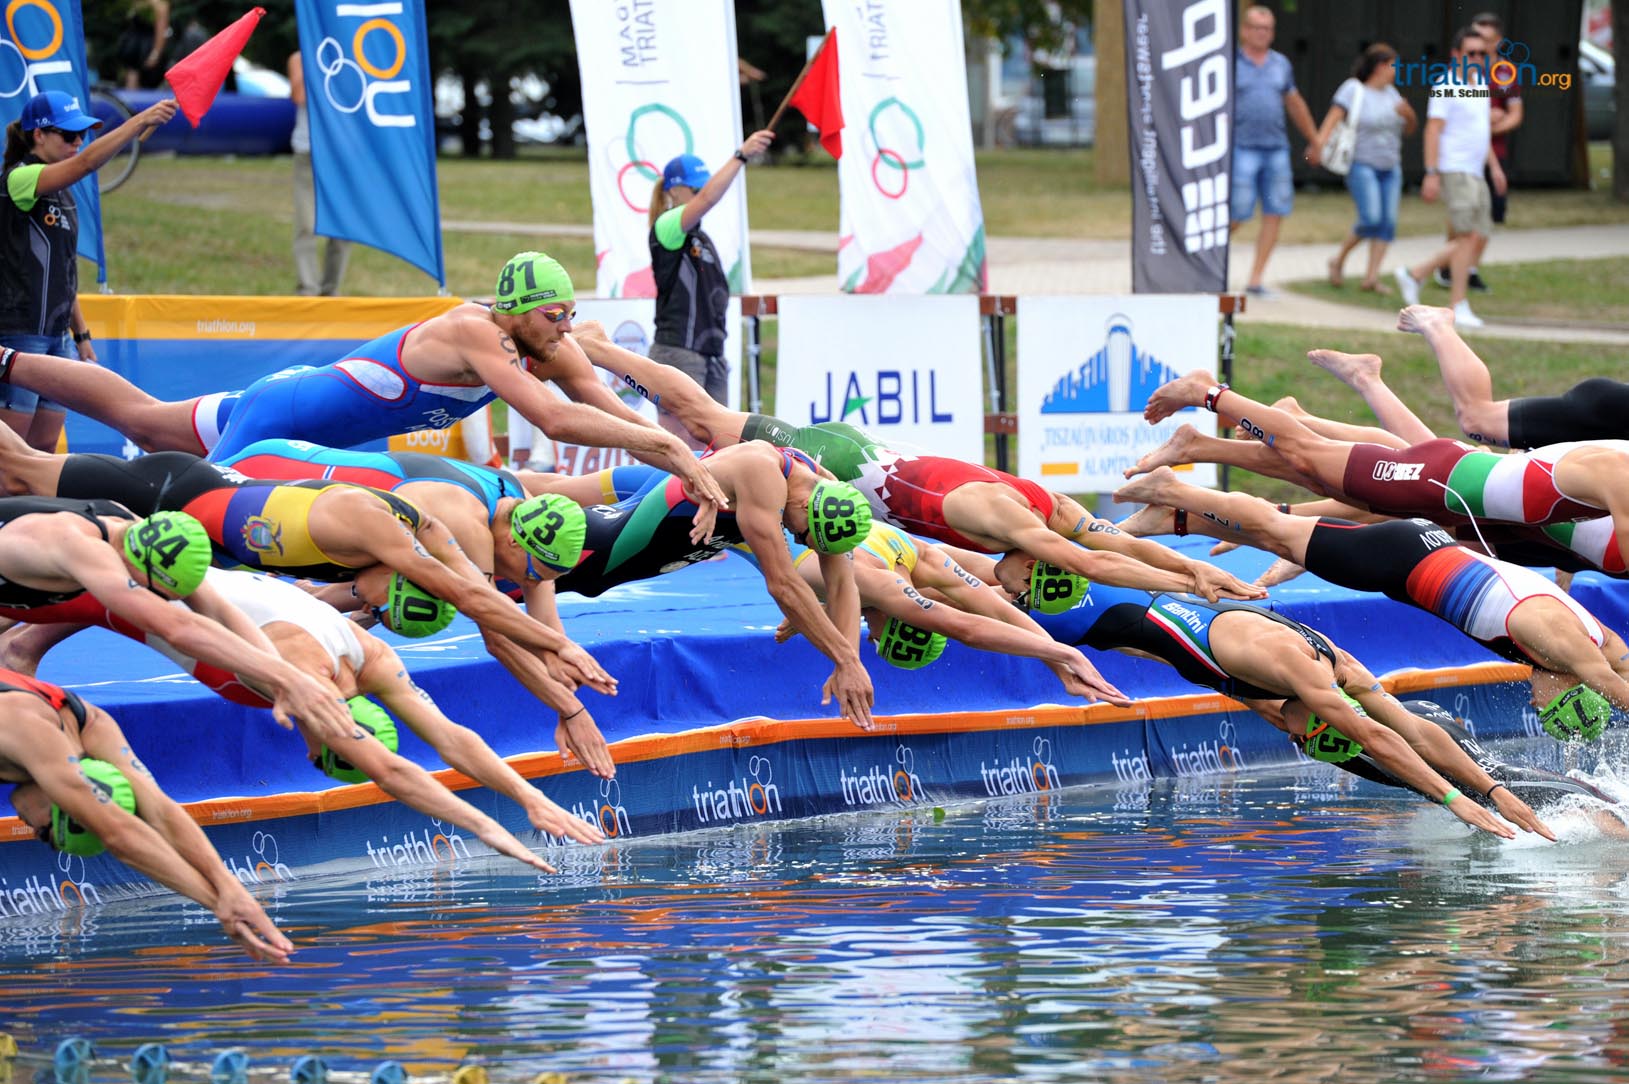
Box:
569;325;749;447
1329;235;1360;286
0;408;32;443
1396;304;1510;445
1306;348;1435;445
1360;241;1389;291
24;407;65;453
1126;422;1331;494
7;352;206;453
1248;215;1283;289
1112;466;1318;565
0;418;68;495
0;621;85;675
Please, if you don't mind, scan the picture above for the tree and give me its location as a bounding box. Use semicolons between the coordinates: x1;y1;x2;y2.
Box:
962;0;1094;62
1616;1;1629;202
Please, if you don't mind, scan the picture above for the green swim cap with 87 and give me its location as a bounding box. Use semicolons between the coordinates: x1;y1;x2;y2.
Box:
493;251;574;314
511;494;588;572
124;511;212;596
50;758;137;857
805;480;872;554
1028;561;1089;615
383;573;455;638
1540;683;1612;742
875;617;947;670
1303;691;1366;763
315;696;401;784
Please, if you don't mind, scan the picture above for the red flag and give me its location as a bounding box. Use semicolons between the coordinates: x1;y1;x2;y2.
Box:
165;7;266;127
787;29;843;158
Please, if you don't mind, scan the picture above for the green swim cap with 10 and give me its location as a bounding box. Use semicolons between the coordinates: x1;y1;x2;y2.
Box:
511;494;588;572
382;573;455;638
493;251;574;314
124;511;213;596
874;617;947;670
50;758;137;857
805;481;872;555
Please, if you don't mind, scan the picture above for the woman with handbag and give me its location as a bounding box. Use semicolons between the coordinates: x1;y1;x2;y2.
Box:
1313;44;1416;293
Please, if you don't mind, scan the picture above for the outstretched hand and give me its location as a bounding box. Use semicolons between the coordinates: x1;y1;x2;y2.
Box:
1492;787;1556;842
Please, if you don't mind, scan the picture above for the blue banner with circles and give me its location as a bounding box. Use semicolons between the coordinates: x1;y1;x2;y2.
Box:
0;0;105;282
294;0;442;284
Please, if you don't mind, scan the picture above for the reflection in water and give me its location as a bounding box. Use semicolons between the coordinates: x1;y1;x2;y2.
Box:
5;759;1629;1084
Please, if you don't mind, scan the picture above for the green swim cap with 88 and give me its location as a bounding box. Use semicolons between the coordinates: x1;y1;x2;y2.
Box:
124;511;212;596
1540;683;1612;742
50;758;137;857
874;617;947;670
805;480;872;554
511;494;588;572
315;696;401;784
383;573;455;638
493;251;574;314
1028;561;1089;615
1303;691;1366;763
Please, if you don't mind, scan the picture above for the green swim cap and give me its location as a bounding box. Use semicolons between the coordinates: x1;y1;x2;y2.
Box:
382;573;455;638
874;617;948;670
1540;683;1612;742
124;511;212;597
1028;561;1089;615
510;494;588;572
805;481;872;555
493;251;574;314
1303;691;1366;764
50;758;137;857
315;696;401;784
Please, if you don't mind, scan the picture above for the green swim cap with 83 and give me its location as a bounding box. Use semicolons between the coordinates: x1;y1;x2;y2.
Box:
50;758;137;857
124;511;212;596
805;481;872;555
511;494;588;572
493;251;574;314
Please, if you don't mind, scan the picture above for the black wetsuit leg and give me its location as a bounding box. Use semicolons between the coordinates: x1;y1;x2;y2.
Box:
54;452;220;515
1506;377;1629;449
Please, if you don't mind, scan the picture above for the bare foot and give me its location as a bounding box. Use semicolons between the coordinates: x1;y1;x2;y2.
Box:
1115;503;1176;537
1144;369;1219;424
1112;465;1179;507
1396;304;1455;336
1327;256;1344;288
1270;395;1310;417
1255;557;1307;588
1307;348;1383;389
1125;423;1203;478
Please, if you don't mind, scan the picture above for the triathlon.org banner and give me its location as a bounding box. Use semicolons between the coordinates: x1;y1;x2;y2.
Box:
1017;295;1218;491
1124;0;1232;293
295;0;443;284
0;0;105;280
774;296;982;461
821;0;985;294
570;0;750;298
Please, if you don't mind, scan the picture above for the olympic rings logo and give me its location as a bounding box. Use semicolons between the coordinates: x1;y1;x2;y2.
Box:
0;0;75;100
610;102;694;213
313;2;416;129
867;97;925;201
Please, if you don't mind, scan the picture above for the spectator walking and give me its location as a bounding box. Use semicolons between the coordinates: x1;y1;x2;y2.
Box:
289;49;351;297
0;90;176;450
1315;44;1417;293
1395;26;1504;329
1231;4;1320;298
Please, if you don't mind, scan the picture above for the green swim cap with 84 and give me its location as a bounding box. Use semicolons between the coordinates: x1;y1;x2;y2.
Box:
511;494;588;572
383;573;455;638
1028;561;1089;615
315;696;401;784
875;617;947;670
50;758;137;857
1540;683;1612;742
493;251;574;314
805;480;872;555
124;511;212;596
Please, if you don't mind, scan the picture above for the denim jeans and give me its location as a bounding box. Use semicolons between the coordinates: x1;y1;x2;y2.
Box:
1230;145;1294;221
0;331;71;412
1346;162;1401;242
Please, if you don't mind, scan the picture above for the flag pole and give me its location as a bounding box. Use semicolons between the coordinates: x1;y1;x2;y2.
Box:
766;29;832;130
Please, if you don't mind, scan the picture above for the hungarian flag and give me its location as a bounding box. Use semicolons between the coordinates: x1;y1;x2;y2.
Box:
165;7;266;127
787;28;843;158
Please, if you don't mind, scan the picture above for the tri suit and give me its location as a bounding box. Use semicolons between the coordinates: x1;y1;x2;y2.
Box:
0;496;136;617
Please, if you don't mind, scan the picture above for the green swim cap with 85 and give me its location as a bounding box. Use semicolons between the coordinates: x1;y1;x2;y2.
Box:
1028;561;1089;615
874;617;947;670
315;696;401;784
383;573;455;638
511;494;588;572
1303;691;1366;763
493;251;574;314
1540;683;1612;742
124;511;212;596
50;758;137;857
805;480;872;555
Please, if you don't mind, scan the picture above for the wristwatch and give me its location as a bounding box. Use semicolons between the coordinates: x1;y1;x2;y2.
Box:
1423;168;1439;176
733;150;750;164
72;330;92;344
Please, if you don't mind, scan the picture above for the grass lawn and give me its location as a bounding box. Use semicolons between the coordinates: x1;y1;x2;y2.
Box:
1285;256;1629;326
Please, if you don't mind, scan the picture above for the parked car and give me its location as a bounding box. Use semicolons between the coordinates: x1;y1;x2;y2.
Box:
1581;39;1615;141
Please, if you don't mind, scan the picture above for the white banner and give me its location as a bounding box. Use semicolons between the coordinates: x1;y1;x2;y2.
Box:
822;0;987;294
1018;296;1219;492
774;296;982;461
569;0;750;298
545;298;741;476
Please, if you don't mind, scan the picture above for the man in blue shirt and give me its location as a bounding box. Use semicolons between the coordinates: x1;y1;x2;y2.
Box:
1232;5;1319;296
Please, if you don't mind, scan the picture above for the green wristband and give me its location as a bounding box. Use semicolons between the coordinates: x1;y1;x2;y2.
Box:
1442;787;1461;806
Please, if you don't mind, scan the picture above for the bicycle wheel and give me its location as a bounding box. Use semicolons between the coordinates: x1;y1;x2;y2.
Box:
88;85;139;194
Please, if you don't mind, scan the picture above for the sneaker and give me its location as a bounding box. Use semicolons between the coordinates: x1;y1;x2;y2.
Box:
1245;284;1279;300
1452;300;1485;329
1393;267;1421;306
1467;269;1490;293
1431;266;1452;289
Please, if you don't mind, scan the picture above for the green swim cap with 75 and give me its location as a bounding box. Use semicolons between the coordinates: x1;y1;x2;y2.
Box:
383;573;455;638
50;758;137;857
1303;691;1366;763
124;511;212;596
511;494;588;572
493;251;574;314
805;480;872;555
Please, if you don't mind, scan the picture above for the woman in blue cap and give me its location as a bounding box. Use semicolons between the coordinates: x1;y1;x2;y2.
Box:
646;127;774;449
0;89;174;450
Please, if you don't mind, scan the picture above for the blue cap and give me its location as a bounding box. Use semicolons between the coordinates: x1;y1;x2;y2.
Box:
661;154;711;191
19;90;101;133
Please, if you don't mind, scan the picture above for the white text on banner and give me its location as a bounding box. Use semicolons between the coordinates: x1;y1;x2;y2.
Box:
1018;296;1218;492
774;295;981;462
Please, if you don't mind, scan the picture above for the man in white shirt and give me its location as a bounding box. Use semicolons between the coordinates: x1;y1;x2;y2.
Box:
1395;26;1506;328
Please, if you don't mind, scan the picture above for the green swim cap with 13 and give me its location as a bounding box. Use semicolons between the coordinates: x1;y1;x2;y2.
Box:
511;494;588;572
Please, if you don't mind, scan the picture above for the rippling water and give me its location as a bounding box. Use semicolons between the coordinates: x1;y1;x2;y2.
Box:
6;752;1629;1084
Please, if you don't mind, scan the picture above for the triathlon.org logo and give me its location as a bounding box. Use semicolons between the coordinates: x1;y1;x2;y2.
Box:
226;831;295;884
1397;39;1571;91
0;847;111;915
1171;720;1247;777
980;736;1062;796
691;755;783;824
365;821;470;869
839;744;925;806
569;777;632;839
1112;746;1153;783
1040;315;1182;415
